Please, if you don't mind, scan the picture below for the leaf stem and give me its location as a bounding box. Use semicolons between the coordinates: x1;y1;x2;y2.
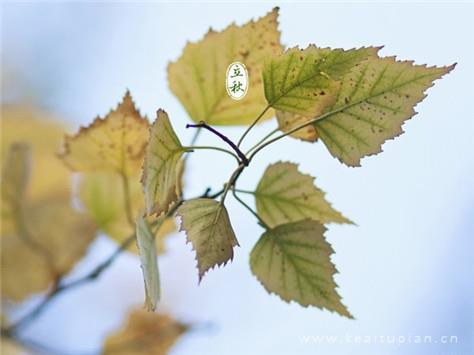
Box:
236;105;271;148
233;188;255;195
245;127;279;155
232;188;269;229
220;164;245;204
186;122;248;166
183;145;239;162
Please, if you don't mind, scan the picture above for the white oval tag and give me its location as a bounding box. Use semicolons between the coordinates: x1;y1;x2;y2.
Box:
226;62;248;100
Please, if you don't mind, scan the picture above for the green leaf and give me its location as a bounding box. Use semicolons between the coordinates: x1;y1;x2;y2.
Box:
263;46;379;117
311;57;455;166
177;199;239;280
250;220;352;317
142;109;186;215
168;8;283;125
136;214;160;311
254;162;352;227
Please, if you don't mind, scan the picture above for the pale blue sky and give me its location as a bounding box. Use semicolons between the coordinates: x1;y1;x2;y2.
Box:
2;2;473;354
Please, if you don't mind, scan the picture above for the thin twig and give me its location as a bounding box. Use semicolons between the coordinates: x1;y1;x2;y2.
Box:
186;122;249;165
219;164;245;204
236;105;271;148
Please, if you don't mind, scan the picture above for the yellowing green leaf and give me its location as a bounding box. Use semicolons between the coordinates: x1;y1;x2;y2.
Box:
168;8;283;125
312;57;455;166
276;110;319;141
263;46;379;117
78;172;176;254
250;220;352;317
103;309;187;355
136;215;160;311
1;194;96;301
1;110;96;301
142;109;186;216
254;162;352;227
177;199;239;280
60;91;149;176
1;106;72;202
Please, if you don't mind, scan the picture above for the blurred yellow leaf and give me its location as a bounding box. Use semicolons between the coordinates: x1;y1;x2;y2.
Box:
1;113;97;302
0;337;30;355
103;309;187;355
78;172;176;254
1;106;71;201
168;8;283;125
1;143;31;235
1;193;96;301
60;91;149;176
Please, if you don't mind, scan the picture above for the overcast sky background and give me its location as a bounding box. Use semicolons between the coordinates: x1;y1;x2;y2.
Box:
2;1;474;354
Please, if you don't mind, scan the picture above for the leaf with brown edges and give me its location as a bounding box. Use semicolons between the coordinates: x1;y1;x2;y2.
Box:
60;91;149;176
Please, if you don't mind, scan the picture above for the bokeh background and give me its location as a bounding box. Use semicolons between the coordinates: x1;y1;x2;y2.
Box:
2;1;473;354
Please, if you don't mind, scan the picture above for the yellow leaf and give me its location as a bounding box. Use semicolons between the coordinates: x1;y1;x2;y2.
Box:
254;162;352;227
142;110;185;216
1;194;96;301
276;110;319;141
177;199;239;281
78;172;176;254
1;143;31;202
103;309;187;355
0;337;29;355
168;8;283;125
1;143;31;235
1;108;96;302
60;91;149;176
250;220;352;317
1;106;71;202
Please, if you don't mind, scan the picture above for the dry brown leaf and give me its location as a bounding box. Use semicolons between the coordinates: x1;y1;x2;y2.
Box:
103;309;187;355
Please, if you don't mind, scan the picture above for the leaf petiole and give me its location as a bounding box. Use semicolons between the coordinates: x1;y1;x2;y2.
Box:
184;145;240;162
232;188;269;229
245;127;279;155
236;104;271;148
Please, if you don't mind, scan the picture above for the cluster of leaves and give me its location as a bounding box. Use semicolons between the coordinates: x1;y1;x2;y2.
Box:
61;7;452;318
1;11;454;353
156;7;454;317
